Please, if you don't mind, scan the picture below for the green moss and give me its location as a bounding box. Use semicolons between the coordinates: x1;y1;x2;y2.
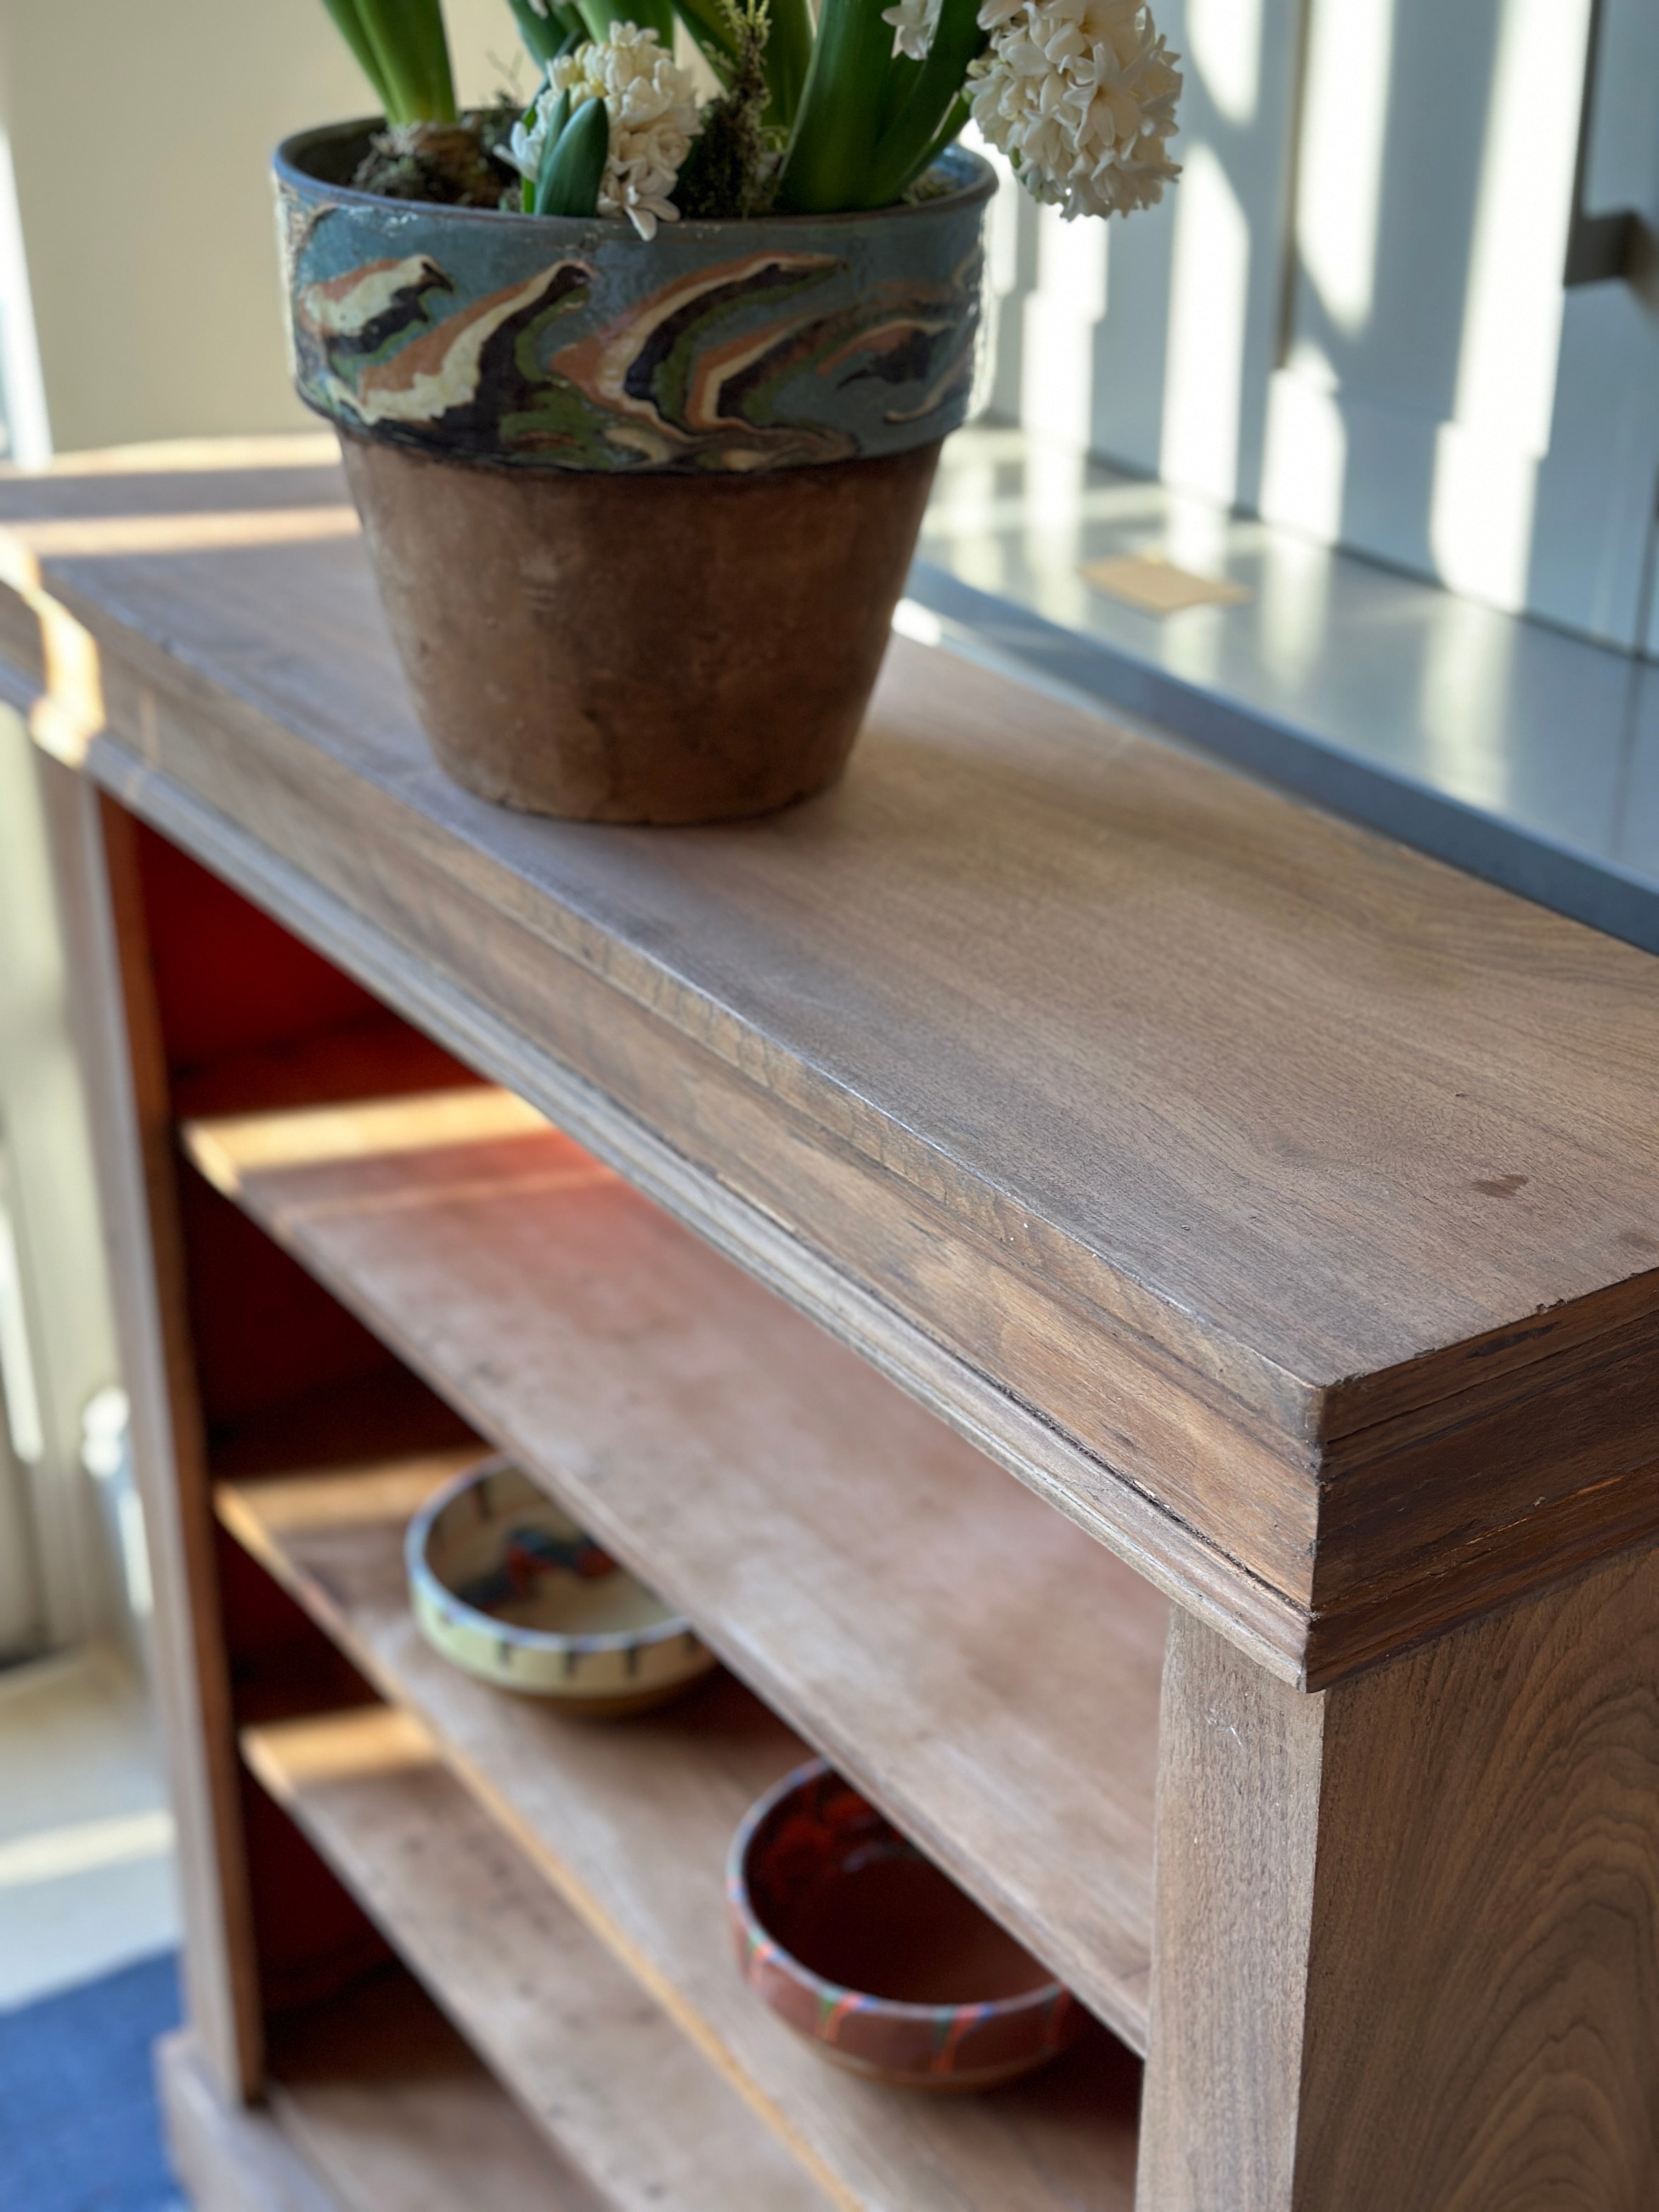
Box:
673;0;779;219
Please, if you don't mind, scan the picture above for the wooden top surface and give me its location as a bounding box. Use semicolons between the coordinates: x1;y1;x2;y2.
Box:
8;439;1659;1680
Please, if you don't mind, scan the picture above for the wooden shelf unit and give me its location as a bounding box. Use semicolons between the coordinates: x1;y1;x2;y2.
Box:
15;443;1659;2209
241;1702;831;2211
220;1458;1142;2212
160;1971;606;2212
188;1087;1167;2049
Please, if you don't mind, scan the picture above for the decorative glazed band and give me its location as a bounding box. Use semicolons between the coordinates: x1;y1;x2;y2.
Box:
275;127;995;476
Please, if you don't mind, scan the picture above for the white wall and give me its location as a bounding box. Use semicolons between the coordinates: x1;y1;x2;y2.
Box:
989;0;1659;651
0;706;126;1656
0;3;542;1662
0;0;529;455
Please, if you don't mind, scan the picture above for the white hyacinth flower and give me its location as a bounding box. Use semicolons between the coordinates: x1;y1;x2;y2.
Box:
881;0;941;61
501;22;703;239
969;0;1180;220
501;106;545;182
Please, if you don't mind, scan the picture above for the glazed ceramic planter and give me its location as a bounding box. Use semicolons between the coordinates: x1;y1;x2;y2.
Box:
275;124;995;821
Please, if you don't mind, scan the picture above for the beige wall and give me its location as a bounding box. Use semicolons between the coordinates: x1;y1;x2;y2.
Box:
0;707;123;1652
0;0;527;455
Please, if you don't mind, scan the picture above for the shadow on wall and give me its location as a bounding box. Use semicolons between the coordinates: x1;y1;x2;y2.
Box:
985;0;1659;652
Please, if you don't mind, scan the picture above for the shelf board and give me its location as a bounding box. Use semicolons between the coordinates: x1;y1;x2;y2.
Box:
243;1702;827;2212
160;1972;601;2212
187;1087;1166;2046
272;1973;602;2212
218;1459;1143;2212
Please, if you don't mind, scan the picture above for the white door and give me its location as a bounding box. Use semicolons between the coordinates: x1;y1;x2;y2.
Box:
992;0;1659;652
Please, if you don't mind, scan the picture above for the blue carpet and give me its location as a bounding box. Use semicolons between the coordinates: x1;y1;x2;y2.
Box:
0;1952;183;2212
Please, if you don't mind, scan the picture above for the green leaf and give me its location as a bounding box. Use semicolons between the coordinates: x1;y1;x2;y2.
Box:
862;0;982;205
354;0;459;123
876;48;922;136
318;0;394;114
670;0;741;86
888;88;970;199
507;0;582;64
776;0;893;211
534;94;610;216
532;86;574;208
577;0;678;44
761;0;812;128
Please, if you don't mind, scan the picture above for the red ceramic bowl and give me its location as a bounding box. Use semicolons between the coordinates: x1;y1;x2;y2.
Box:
727;1758;1083;2091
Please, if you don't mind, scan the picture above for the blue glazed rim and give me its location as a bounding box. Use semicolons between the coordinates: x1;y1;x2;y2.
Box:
274;122;997;238
726;1756;1077;2033
405;1453;702;1659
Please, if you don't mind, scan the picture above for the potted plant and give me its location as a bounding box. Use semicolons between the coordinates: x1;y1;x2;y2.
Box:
278;0;1180;820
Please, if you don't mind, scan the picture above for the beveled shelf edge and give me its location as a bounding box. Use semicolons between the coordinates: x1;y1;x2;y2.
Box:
94;722;1311;1688
36;638;1655;1695
110;716;1658;1698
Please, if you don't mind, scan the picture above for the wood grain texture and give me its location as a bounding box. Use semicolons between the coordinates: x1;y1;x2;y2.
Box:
112;740;1308;1683
35;763;264;2099
242;1704;828;2212
218;1458;1144;2212
188;1092;1167;2045
1136;1616;1322;2212
163;2003;588;2212
266;1972;601;2212
1139;1547;1659;2211
8;449;1659;1677
157;2030;342;2212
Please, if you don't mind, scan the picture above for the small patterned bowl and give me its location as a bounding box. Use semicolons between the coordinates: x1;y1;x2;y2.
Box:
407;1457;717;1715
727;1759;1083;2091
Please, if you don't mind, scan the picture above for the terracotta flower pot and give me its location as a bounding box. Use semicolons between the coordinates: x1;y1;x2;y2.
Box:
274;125;995;822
